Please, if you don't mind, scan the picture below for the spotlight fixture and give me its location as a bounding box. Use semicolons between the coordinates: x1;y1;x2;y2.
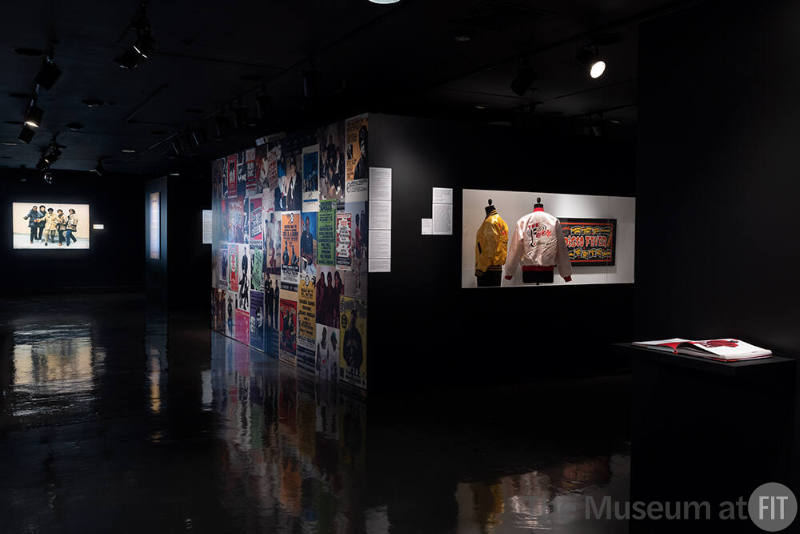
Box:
577;43;606;79
42;170;53;184
24;102;44;128
115;1;155;69
34;56;61;90
510;56;536;97
90;158;105;176
18;125;35;143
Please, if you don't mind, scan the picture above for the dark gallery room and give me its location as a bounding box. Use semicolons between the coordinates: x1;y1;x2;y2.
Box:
1;0;799;532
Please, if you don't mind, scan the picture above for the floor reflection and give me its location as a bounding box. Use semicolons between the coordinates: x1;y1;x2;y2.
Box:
8;321;103;419
0;295;632;533
457;455;629;533
210;333;367;532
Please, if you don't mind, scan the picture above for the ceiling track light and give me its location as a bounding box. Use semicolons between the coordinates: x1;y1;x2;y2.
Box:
510;56;537;97
115;1;155;69
18;125;35;143
35;54;61;90
90;158;105;176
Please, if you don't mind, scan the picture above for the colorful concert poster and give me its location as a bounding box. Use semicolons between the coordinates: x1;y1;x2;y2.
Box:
227;154;237;199
339;297;367;390
317;122;345;203
279;298;298;364
297;274;316;373
302;144;320;212
345;115;368;202
336;212;353;269
249;290;265;351
281;211;301;292
317;199;336;266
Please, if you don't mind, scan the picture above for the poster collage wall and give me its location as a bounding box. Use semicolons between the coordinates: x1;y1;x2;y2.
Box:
211;115;369;390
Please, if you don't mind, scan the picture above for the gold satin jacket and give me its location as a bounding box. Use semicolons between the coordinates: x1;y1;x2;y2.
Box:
475;209;509;276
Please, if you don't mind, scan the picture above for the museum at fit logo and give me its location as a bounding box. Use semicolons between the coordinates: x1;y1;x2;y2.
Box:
584;482;797;531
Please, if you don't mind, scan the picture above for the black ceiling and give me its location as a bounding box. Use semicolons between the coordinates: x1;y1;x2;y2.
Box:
0;0;698;175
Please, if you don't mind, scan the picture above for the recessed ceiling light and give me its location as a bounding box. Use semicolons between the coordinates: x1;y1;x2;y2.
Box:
121;148;136;153
454;34;471;43
474;104;488;110
369;0;400;3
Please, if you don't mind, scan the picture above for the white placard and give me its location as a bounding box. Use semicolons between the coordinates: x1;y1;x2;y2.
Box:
432;187;453;205
92;224;104;230
369;229;391;259
202;209;212;244
369;201;392;230
369;167;392;201
432;203;453;235
421;218;433;235
369;258;391;273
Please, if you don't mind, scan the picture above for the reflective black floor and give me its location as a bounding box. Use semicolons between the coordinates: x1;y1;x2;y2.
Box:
0;294;632;533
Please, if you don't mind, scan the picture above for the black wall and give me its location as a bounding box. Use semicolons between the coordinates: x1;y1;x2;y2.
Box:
368;114;637;391
636;0;800;355
1;168;146;295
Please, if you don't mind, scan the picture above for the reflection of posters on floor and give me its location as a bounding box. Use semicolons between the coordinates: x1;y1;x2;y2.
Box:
265;273;281;357
317;199;336;266
249;197;263;243
250;245;263;291
279;299;297;364
317;122;345;203
299;211;317;276
249;290;265;351
302;144;320;212
336;212;352;269
235;309;250;346
227;154;238;199
245;147;258;195
315;324;339;382
281;211;300;292
345;115;368;202
297;274;316;373
339;297;367;389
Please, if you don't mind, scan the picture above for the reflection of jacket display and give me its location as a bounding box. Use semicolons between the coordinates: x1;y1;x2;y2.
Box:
475;209;509;276
505;208;573;279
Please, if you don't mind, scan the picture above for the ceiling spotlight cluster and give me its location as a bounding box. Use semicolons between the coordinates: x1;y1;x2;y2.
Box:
17;47;61;144
36;134;64;183
115;1;154;69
